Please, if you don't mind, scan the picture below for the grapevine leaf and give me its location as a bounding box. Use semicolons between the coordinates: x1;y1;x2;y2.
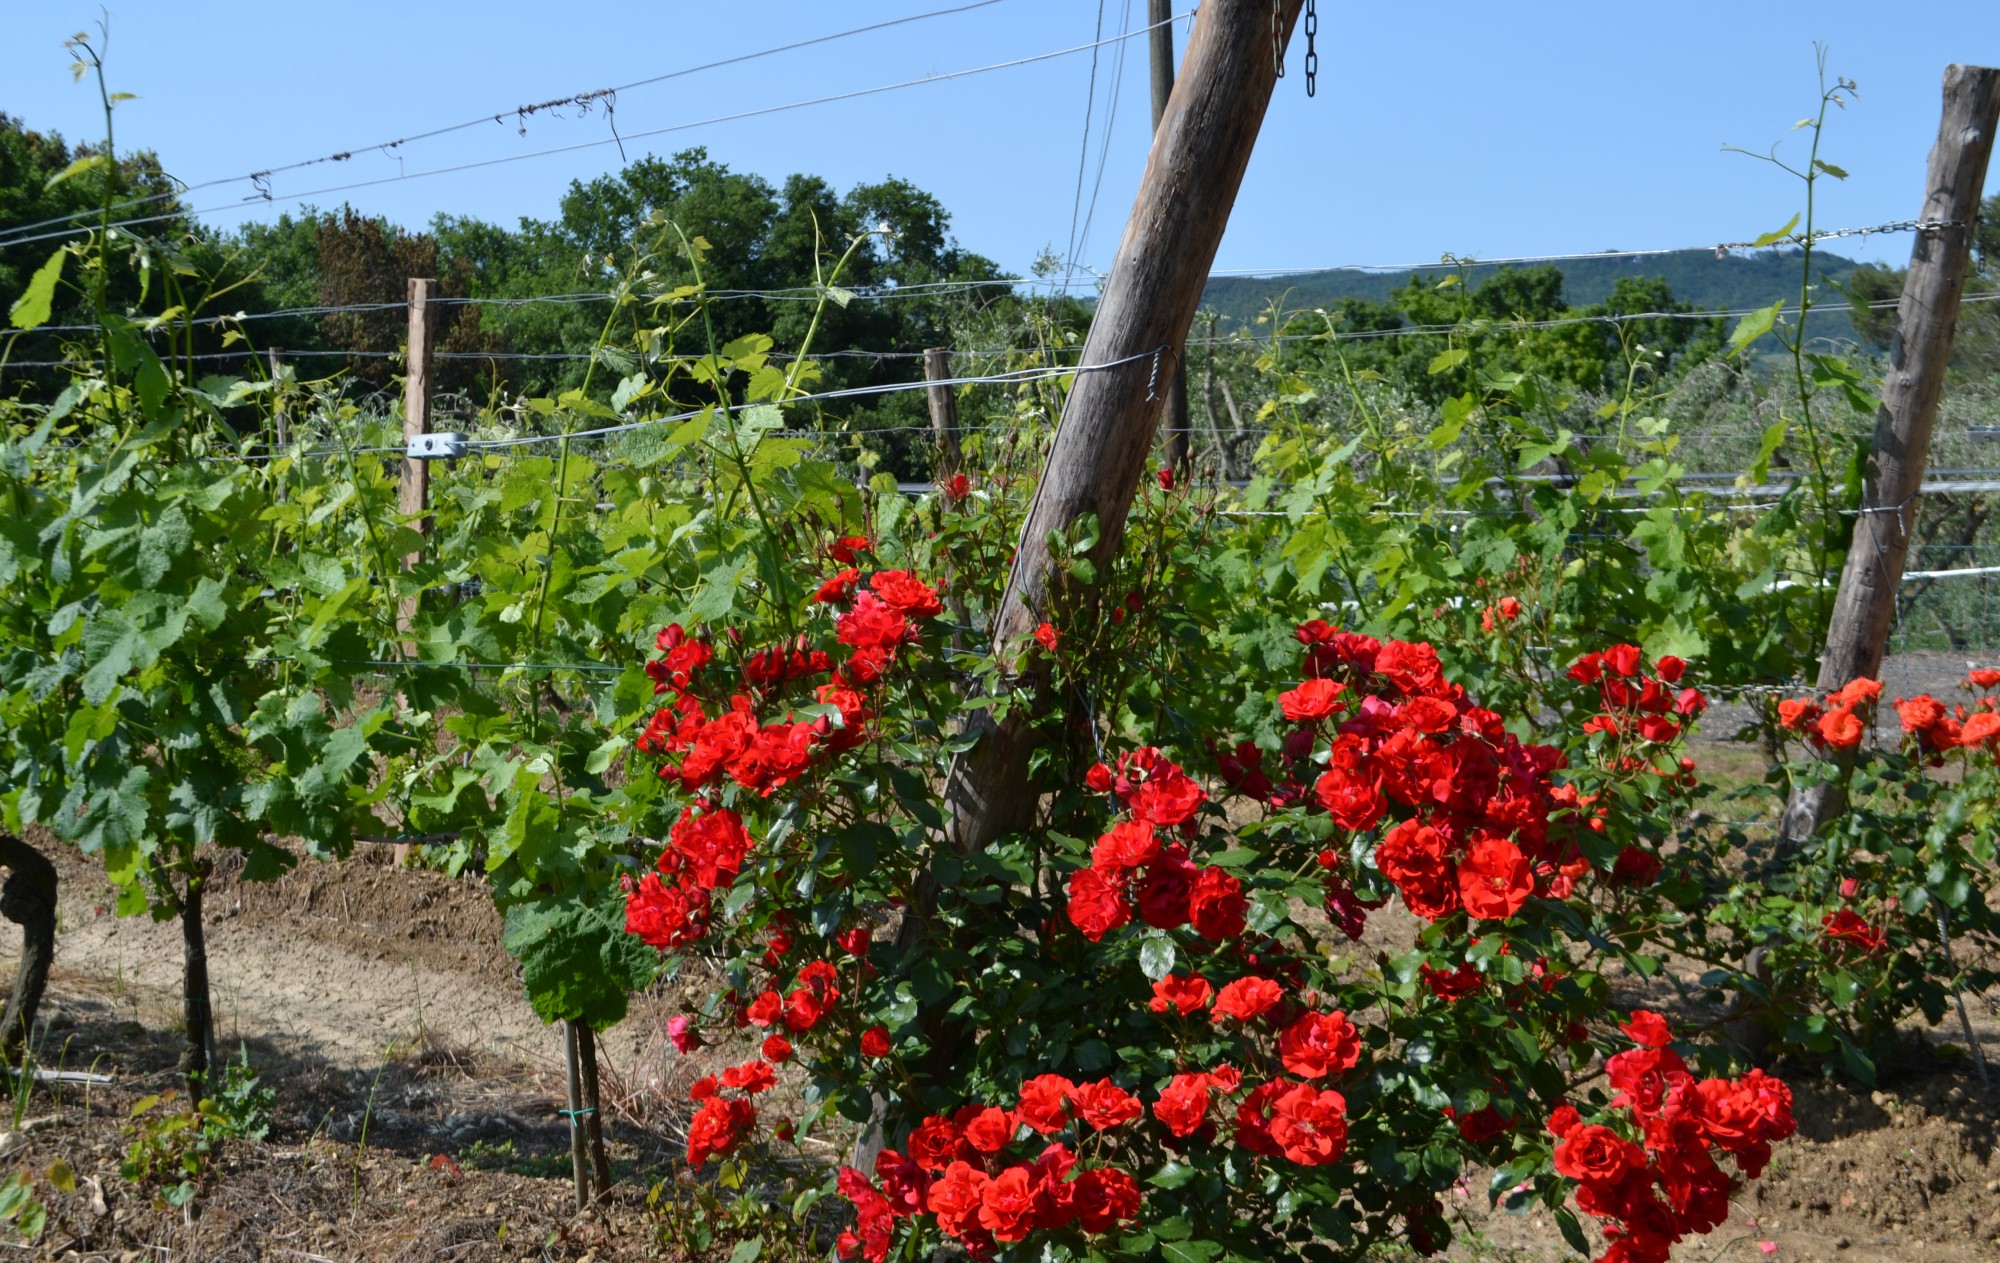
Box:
7;249;66;329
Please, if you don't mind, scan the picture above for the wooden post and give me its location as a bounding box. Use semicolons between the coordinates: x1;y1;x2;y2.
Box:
924;347;961;482
0;833;56;1063
1149;0;1194;476
398;278;435;640
563;1020;590;1211
575;1020;612;1201
942;0;1302;867
1782;64;2000;844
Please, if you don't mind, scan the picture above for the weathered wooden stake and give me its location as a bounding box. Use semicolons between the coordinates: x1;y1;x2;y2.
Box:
924;347;961;481
398;278;435;641
0;833;56;1064
563;1020;590;1211
1782;64;2000;844
937;0;1302;860
1149;0;1194;476
575;1020;612;1201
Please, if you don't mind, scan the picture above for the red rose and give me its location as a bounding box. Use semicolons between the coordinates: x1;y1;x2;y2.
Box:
1149;973;1213;1015
860;1025;891;1058
1016;1074;1075;1135
1376;819;1459;921
1655;654;1687;682
1134;847;1198;930
1128;765;1207;827
1621;1009;1673;1049
1552;1123;1646;1187
908;1115;966;1171
961;1106;1017;1154
1066;867;1131;941
829;535;871;565
1085;761;1114;793
1817;706;1864;748
814;568;860;604
1071;1166;1141;1233
761;1034;793;1063
1546;1104;1582;1138
1091;821;1160;874
1821;908;1886;951
1269;1083;1347;1165
926;1161;990;1236
977;1166;1037;1242
1970;668;2000;690
1962;711;2000;748
1605;1045;1690;1119
1211;976;1282;1022
870;569;944;618
1277;1010;1362;1080
946;472;970;500
1071;1079;1143;1131
1279;677;1347;722
1188;867;1248;941
1152;1073;1211;1137
1604;644;1644;677
1419;959;1482;1000
720;1059;776;1093
1457;835;1530;921
1315;770;1387;832
686;1096;757;1166
1034;622;1059;652
1373;639;1443;696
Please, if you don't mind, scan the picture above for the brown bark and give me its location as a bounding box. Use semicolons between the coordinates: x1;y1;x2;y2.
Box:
0;833;56;1062
942;0;1303;860
1782;65;2000;844
180;860;215;1100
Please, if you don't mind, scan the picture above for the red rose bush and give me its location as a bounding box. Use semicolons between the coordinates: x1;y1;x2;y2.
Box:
616;541;1795;1262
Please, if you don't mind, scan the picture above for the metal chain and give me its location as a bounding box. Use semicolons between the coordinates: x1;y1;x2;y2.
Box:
1271;1;1285;78
1304;0;1318;97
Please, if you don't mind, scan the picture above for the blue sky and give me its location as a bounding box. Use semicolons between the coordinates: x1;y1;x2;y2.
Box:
5;1;1998;281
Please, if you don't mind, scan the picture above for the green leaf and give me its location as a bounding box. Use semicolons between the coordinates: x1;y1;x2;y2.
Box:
44;153;106;190
1812;159;1849;180
1138;932;1177;983
503;900;657;1026
1555;1206;1590;1254
8;249;67;330
727;1237;764;1263
1726;299;1786;358
1749;214;1801;248
46;1161;74;1195
1148;1161;1196;1190
1160;1241;1223;1263
1427;348;1468;376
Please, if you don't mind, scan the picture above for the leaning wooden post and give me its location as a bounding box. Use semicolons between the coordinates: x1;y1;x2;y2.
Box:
398;278;435;642
924;347;961;482
1149;0;1195;476
1781;64;2000;844
942;0;1302;854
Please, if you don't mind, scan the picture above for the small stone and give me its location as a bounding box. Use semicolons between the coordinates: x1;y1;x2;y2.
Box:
1834;1238;1850;1250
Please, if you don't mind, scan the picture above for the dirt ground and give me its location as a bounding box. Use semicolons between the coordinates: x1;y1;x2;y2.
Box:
2;663;1998;1260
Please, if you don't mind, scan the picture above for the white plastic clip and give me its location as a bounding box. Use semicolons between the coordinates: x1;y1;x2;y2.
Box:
406;432;469;460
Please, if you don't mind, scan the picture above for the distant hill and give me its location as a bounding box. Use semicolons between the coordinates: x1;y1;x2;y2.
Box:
1199;248;1871;347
